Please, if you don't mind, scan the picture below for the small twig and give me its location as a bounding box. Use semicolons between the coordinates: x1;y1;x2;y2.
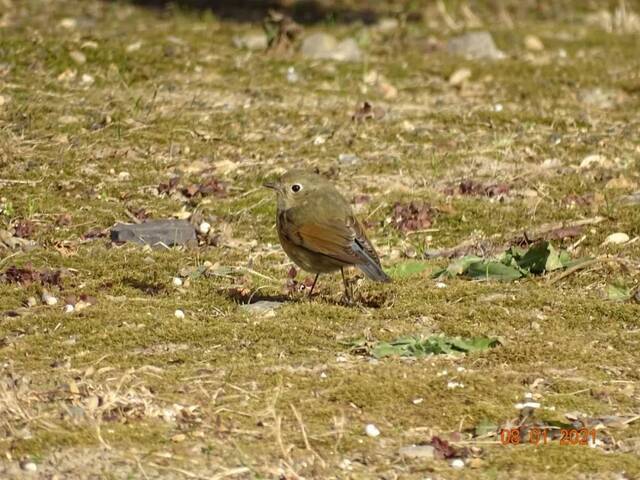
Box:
548;258;599;285
211;467;252;480
148;463;207;479
365;201;386;220
290;403;326;468
232;197;268;217
235;266;279;284
0;251;21;268
0;178;42;185
548;388;591;396
123;209;142;224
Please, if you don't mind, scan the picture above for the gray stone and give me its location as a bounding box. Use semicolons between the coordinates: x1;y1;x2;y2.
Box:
240;300;283;316
300;33;362;62
399;444;436;459
338;153;360;165
446;31;505;60
232;32;268;51
110;220;196;247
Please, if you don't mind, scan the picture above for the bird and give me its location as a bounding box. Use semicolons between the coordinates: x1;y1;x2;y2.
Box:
264;169;390;300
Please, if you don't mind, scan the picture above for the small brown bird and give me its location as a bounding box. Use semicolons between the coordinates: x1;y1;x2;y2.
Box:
264;169;390;299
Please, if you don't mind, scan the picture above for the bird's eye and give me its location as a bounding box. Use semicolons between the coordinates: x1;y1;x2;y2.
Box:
291;183;302;193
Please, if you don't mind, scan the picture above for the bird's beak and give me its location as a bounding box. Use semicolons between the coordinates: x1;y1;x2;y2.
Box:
263;181;278;190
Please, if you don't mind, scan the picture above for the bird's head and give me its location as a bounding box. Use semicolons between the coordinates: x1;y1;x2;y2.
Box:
263;169;326;210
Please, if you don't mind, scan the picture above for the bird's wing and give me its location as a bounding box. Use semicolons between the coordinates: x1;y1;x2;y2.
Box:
282;210;390;282
292;220;362;265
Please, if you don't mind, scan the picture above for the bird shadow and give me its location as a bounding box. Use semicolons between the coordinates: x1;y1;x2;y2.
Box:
224;286;385;309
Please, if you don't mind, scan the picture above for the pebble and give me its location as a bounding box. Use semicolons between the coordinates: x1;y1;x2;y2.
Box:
300;33;362;62
240;301;283;317
365;424;380;437
524;34;544;51
232;32;268;51
110;219;197;247
81;74;94;85
449;68;471;87
69;50;86;65
602;232;629;245
338;153;360;166
446;31;505;60
447;381;464;389
0;94;7;106
494;103;504;112
20;460;37;472
376;17;399;33
313;135;326;145
399;444;435;459
579;154;609;169
448;67;471;86
42;292;58;306
450;458;465;469
26;297;37;308
174;309;185;319
63;304;75;314
172;277;183;287
435;282;447;289
126;41;142;53
198;221;211;235
58;18;77;29
286;66;299;83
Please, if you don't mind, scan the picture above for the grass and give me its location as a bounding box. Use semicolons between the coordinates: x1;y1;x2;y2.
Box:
1;0;640;478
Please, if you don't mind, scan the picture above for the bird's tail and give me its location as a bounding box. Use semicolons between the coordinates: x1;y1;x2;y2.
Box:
357;261;391;283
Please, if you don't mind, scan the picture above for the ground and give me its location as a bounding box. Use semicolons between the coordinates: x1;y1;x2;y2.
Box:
1;0;640;478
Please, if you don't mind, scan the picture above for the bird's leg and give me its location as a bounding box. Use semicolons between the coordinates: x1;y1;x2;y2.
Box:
341;267;353;303
308;273;320;298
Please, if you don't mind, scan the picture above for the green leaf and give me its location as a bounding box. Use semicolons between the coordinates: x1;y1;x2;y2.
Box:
607;282;632;302
365;335;501;359
432;256;483;279
517;241;551;274
474;419;499;437
465;261;524;281
388;261;430;279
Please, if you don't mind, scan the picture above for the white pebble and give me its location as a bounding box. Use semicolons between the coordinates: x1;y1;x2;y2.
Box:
602;232;629;245
58;18;77;29
365;424;380;437
81;73;94;85
286;66;299;83
313;135;326;146
198;221;211;235
20;461;37;472
494;103;504;112
412;398;423;405
174;309;185;319
63;304;75;314
515;401;540;410
450;458;465;469
172;277;183;287
42;293;58;306
435;282;447;289
447;381;464;389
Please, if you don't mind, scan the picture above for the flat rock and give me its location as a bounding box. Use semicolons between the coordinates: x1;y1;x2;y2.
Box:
232;32;268;51
300;33;362;61
110;220;196;247
446;31;505;60
399;445;436;459
240;300;283;316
